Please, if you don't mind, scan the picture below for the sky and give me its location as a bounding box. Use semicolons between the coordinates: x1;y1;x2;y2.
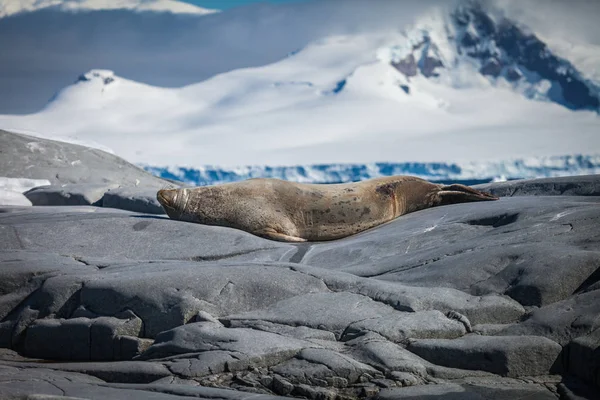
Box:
181;0;308;10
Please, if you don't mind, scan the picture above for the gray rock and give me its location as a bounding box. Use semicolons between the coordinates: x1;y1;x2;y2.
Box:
225;292;418;339
498;289;600;345
342;310;466;343
298;196;600;308
78;262;328;337
557;378;600;400
272;348;382;386
0;129;172;188
377;383;483;400
2;259;327;342
407;335;562;377
0;206;294;261
24;315;142;361
378;379;558;399
0;174;599;399
140;321;313;378
473;175;600;197
346;332;429;377
0;364;289;399
289;265;525;325
0;360;170;384
102;186;166;214
25;183;119;206
224;320;336;341
566;327;600;387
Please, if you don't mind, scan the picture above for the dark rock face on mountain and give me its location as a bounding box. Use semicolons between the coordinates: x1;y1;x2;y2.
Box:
454;3;599;111
1;172;599;398
392;2;600;112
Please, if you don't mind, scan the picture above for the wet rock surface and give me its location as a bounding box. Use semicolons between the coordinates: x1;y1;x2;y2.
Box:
0;173;599;398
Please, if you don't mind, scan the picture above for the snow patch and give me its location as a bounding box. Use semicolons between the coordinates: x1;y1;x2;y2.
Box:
0;177;51;193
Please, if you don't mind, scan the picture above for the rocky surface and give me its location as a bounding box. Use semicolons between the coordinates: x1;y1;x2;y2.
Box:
0;173;599;399
0;129;599;399
0;129;170;188
474;174;600;197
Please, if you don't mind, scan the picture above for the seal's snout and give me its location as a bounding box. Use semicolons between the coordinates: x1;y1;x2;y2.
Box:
157;189;180;217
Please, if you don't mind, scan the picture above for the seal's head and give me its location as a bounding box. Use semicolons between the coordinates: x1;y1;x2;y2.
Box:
157;189;183;219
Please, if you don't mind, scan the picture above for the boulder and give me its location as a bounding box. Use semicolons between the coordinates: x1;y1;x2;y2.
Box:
407;335;562;377
0;129;171;188
25;183;119;206
473;175;600;197
102;186;166;214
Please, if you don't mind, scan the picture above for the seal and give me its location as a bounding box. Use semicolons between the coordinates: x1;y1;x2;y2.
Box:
157;176;497;242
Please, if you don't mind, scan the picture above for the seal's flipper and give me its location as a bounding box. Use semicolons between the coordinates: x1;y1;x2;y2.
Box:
254;228;307;243
438;184;498;205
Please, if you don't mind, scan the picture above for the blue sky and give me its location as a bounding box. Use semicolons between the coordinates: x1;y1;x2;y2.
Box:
181;0;308;10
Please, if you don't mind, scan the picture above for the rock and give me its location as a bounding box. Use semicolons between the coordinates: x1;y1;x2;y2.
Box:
298;195;600;308
0;364;289;399
289;265;525;325
346;333;429;377
271;375;294;395
25;183;119;206
473;175;600;197
557;378;600;400
102;186;166;214
407;335;562;377
272;348;382;386
0;206;295;261
378;383;481;400
498;289;600;345
225;292;426;339
0;360;171;383
342;310;466;343
1;259;327;341
140;321;313;378
566;327;600;387
378;379;558;399
0;129;172;188
23;315;143;361
0;174;599;399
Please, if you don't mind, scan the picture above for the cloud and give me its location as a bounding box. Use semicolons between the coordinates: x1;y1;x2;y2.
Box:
493;0;600;45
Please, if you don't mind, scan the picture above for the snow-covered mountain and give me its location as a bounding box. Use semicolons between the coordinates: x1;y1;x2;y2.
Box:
0;0;599;183
386;2;600;111
0;0;215;18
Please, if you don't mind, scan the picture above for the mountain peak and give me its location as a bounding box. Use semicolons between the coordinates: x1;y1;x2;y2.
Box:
77;69;116;85
386;1;600;112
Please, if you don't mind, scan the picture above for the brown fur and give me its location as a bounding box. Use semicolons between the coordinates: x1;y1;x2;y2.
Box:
157;176;497;242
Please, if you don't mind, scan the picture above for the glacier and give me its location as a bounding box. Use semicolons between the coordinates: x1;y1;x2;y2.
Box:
143;154;600;186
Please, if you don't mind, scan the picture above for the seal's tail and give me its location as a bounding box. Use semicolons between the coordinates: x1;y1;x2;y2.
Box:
438;184;498;205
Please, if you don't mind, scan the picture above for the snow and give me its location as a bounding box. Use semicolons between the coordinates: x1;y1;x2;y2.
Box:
0;177;50;207
0;177;51;192
0;0;216;18
1;50;597;169
0;0;598;178
0;191;32;206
